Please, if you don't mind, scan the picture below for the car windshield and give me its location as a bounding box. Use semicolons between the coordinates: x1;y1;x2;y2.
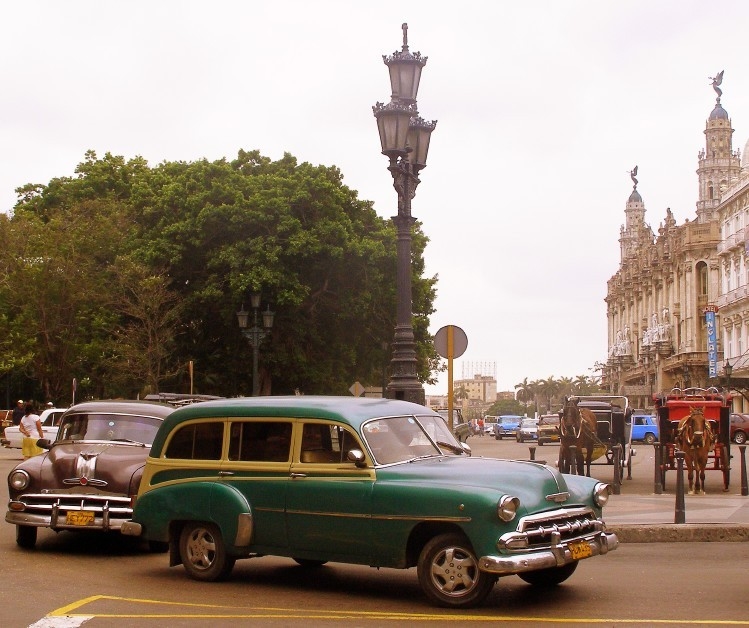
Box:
521;419;537;428
56;412;163;445
362;414;464;465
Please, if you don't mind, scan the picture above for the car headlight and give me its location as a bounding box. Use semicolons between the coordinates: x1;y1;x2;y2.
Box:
497;495;520;522
9;469;30;491
593;482;612;507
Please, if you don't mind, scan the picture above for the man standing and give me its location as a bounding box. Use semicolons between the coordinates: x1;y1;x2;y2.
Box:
11;399;25;426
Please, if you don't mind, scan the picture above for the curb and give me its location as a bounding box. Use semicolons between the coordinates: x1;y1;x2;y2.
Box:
607;523;749;543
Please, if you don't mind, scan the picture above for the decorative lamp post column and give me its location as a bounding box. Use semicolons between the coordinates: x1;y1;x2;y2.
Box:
373;23;436;405
236;292;275;396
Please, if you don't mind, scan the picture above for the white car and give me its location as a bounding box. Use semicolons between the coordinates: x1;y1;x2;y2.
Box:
1;408;65;449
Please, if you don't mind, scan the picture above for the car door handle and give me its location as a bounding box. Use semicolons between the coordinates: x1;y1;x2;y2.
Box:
218;471;235;477
290;473;307;478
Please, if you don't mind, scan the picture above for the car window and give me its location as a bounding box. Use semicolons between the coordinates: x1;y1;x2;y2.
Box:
300;422;358;464
228;420;292;462
363;414;461;465
57;412;162;445
165;421;224;460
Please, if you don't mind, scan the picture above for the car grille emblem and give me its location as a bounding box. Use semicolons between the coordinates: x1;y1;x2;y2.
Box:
61;450;109;487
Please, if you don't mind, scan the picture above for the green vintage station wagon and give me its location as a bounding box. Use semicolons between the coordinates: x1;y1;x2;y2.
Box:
122;396;618;608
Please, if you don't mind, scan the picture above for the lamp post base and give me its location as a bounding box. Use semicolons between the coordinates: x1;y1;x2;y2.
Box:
385;325;425;406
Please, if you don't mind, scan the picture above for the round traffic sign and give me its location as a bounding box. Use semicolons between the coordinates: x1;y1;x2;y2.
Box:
433;325;468;359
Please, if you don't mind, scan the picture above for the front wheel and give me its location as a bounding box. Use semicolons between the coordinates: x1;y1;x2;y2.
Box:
16;525;37;549
417;533;496;608
179;522;235;582
518;561;578;586
734;430;747;445
644;433;656;445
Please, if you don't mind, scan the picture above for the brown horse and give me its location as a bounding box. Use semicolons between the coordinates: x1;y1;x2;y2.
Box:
559;397;598;476
676;407;714;495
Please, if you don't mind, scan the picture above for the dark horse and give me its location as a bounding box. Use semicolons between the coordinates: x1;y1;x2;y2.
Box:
559;397;598;476
676;407;714;495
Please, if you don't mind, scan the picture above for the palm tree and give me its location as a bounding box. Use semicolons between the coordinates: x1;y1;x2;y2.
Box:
538;376;560;413
557;376;574;402
514;378;533;414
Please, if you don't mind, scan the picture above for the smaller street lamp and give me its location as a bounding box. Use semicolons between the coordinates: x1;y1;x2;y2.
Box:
237;292;275;396
725;359;733;392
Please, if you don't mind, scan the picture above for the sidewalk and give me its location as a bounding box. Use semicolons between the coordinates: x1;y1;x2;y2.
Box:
604;486;749;542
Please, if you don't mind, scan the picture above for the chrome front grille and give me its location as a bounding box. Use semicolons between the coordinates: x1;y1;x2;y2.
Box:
499;507;603;552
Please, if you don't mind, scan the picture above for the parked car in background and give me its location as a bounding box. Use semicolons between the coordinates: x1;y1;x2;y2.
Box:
5;400;176;549
436;407;470;443
494;415;523;440
0;409;12;432
2;407;66;449
516;417;539;442
482;415;498;436
730;413;749;444
629;414;659;444
122;396;617;609
537;414;560;445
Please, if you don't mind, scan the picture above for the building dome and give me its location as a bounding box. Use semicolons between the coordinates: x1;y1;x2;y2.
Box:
628;189;642;203
743;137;749;169
709;103;729;120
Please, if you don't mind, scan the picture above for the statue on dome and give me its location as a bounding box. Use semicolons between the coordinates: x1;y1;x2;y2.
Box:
709;70;724;100
630;165;638;190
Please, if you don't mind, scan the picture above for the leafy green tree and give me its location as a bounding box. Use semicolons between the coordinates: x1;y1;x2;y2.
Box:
485;398;525;416
4;150;439;401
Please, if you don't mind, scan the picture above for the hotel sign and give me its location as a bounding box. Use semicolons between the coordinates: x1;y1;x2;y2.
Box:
705;304;718;378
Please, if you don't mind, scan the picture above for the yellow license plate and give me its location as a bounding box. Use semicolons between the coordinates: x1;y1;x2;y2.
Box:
569;541;592;560
66;511;95;526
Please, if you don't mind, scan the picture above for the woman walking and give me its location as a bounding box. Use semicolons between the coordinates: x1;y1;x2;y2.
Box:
19;403;44;459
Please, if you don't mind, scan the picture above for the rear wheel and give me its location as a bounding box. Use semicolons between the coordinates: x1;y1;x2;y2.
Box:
518;561;578;586
644;432;656;445
734;430;747;445
179;522;235;582
16;525;37;549
417;533;496;608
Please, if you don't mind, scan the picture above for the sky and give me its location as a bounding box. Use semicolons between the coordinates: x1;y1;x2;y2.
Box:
3;1;749;396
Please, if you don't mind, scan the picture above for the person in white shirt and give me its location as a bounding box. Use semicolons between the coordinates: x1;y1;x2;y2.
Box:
19;403;44;459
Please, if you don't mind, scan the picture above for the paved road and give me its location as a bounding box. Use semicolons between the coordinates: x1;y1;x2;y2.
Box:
2;441;749;626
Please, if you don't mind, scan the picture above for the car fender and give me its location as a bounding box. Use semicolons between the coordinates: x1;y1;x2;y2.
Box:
134;481;253;548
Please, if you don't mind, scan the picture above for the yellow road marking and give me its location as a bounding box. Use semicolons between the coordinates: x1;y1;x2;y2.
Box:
48;595;749;624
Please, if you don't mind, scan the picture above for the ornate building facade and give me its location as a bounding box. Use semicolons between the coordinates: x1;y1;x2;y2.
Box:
604;75;742;410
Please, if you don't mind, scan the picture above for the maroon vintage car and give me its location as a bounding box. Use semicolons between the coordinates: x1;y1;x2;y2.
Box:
5;400;176;549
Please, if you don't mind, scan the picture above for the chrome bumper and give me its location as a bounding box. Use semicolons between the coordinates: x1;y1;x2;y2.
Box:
6;493;132;531
479;530;619;575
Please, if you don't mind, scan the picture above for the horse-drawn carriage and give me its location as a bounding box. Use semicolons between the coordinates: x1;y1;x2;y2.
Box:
559;395;633;480
654;387;731;493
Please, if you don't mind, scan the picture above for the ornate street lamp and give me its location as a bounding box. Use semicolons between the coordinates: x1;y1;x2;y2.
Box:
373;23;436;405
236;292;275;396
725;359;733;392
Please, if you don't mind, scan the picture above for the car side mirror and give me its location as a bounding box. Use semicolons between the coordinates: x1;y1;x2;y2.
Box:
347;449;367;467
37;438;52;449
461;442;472;457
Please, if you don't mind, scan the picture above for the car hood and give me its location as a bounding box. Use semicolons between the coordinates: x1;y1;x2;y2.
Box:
376;456;595;510
40;442;150;493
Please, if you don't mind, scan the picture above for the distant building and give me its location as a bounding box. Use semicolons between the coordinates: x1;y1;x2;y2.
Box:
454;374;497;404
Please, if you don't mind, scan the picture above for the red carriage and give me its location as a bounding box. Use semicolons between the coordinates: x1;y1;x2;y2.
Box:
654;387;731;492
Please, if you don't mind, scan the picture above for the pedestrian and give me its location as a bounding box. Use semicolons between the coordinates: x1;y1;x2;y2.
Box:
477;417;484;437
19;402;44;459
11;399;25;426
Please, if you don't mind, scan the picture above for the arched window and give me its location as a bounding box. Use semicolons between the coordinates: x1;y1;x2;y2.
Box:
697;262;709;296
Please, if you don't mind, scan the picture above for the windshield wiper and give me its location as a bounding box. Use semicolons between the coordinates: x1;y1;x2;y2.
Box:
110;438;146;446
436;441;464;454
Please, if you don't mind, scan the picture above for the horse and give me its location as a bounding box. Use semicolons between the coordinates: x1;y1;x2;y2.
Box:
676;407;714;495
558;397;598;476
